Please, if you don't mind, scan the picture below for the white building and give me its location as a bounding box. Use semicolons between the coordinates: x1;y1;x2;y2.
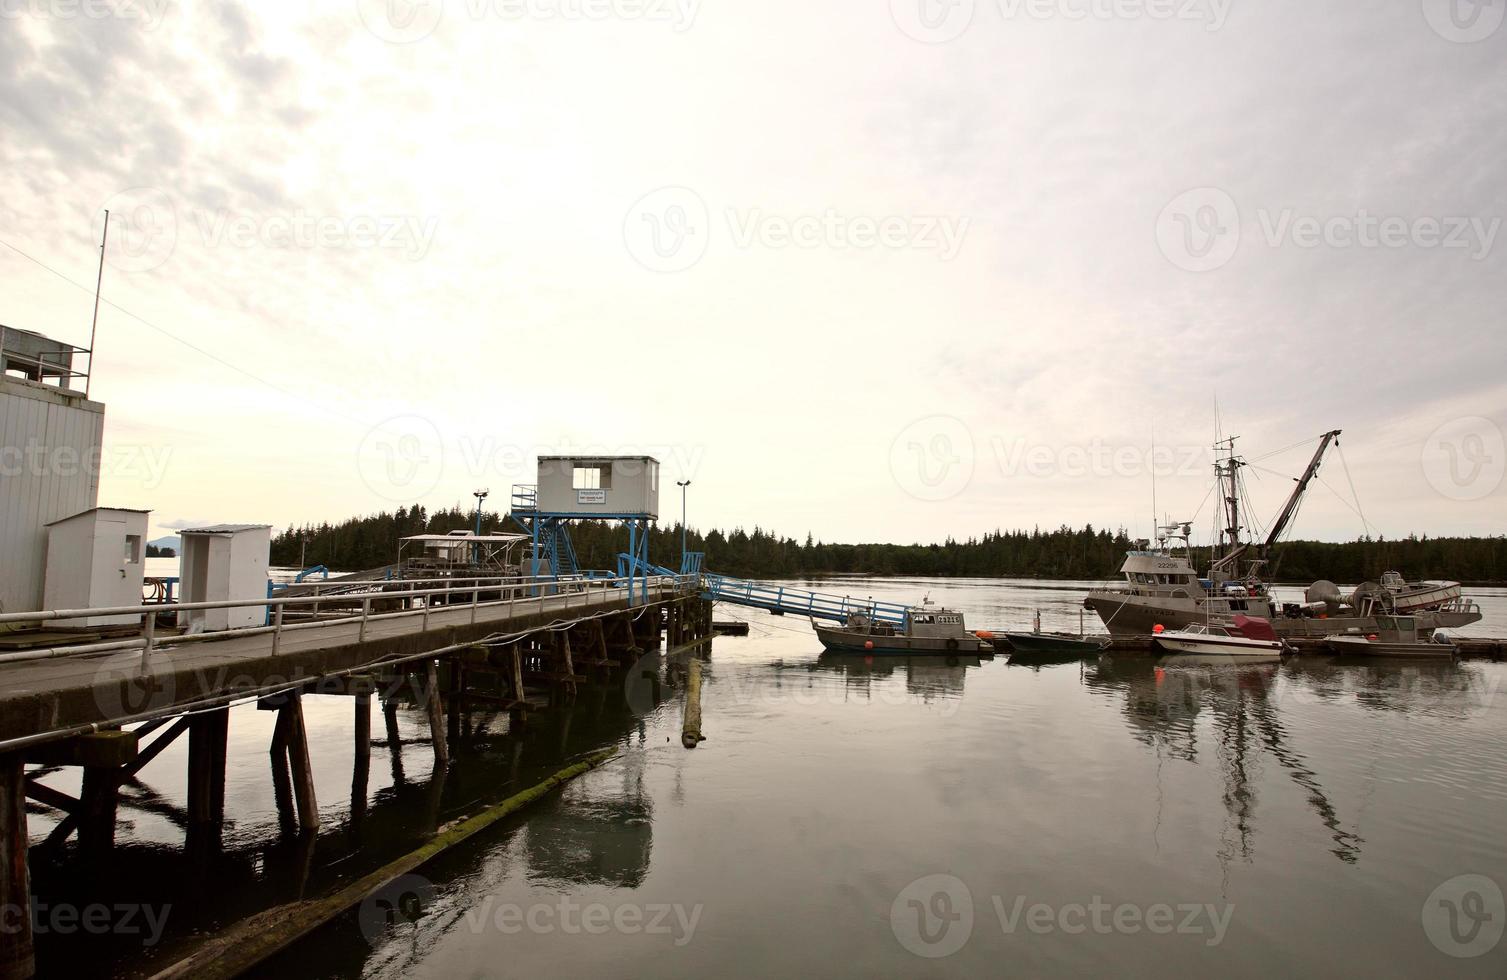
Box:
178;524;272;631
42;507;151;626
0;330;106;615
534;455;660;518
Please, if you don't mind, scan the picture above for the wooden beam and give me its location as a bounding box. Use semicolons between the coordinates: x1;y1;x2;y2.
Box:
280;696;319;832
425;662;449;767
0;754;34;980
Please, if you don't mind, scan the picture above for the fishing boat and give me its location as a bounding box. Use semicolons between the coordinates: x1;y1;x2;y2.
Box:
1084;430;1482;639
1323;617;1458;659
1151;616;1287;661
813;604;993;656
1002;610;1110;658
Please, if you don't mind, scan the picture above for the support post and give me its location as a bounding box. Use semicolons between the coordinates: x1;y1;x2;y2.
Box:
280;695;319;831
0;753;34;980
383;700;405;785
426;662;449;767
186;708;229;856
682;657;704;748
352;691;371;827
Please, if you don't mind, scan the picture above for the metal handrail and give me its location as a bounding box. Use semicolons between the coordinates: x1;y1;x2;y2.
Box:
0;572;701;668
699;573;911;626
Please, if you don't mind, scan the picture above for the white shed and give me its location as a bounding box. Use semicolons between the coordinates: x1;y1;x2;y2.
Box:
42;507;151;627
178;524;272;631
535;456;659;518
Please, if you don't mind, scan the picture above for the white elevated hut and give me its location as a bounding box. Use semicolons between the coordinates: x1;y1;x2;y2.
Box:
535;456;660;518
41;507;150;627
179;524;272;631
0;328;105;615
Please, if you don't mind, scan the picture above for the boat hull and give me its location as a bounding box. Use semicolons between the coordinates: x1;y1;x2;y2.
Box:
814;624;992;656
1003;632;1109;655
1085;591;1481;638
1152;632;1285;660
1323;636;1458;659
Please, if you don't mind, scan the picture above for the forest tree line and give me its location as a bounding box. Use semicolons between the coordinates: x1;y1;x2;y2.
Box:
267;504;1507;583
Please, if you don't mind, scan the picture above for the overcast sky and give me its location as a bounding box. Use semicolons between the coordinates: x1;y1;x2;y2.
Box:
2;0;1503;549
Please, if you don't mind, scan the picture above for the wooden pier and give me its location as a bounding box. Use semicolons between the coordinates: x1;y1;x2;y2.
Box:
0;573;715;980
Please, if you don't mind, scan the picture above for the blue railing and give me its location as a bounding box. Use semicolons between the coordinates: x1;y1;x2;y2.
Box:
699;573;911;627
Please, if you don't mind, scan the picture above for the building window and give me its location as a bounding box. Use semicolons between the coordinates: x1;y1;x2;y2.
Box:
573;464;611;491
125;535;142;564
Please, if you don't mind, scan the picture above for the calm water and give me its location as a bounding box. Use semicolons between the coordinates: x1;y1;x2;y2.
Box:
27;577;1507;977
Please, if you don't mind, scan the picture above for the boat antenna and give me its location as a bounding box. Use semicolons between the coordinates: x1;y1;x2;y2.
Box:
1151;424;1159;546
85;209;109;399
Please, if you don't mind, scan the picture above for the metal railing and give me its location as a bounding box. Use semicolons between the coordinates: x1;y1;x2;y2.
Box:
699;573;911;627
0;572;700;668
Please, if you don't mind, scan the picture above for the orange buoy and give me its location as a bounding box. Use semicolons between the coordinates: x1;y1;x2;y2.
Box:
864;640;875;650
1152;624;1166;634
975;630;994;641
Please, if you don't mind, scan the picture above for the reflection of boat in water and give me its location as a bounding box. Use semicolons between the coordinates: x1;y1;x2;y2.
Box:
811;653;981;701
1152;617;1287;661
813;602;992;656
1084;431;1482;639
1322;616;1458;659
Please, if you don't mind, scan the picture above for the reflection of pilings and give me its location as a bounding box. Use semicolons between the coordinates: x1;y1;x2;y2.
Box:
0;753;34;980
1245;693;1363;863
383;700;405;786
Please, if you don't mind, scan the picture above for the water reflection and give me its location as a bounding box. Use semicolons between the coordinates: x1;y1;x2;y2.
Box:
804;653;984;703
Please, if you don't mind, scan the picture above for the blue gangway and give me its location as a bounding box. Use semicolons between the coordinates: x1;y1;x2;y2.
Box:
615;553;912;627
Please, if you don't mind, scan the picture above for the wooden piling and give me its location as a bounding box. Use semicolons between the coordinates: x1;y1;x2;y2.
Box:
281;695;319;832
681;657;704;749
0;753;34;980
186;708;230;855
351;692;371;826
425;661;449;768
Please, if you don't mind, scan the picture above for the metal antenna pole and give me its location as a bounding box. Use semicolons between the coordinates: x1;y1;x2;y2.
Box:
85;210;110;398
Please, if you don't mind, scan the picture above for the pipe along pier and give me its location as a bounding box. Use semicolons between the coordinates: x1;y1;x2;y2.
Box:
0;572;715;980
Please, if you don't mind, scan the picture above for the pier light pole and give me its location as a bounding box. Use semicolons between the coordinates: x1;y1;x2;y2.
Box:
472;489;489;564
677;480;691;569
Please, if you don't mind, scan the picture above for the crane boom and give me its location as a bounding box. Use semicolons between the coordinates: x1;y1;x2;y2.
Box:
1260;429;1342;558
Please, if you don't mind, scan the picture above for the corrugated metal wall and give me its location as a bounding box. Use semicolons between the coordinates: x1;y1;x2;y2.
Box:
0;378;105;613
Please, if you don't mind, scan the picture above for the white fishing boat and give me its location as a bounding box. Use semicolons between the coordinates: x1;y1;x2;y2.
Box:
1152;617;1287;661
